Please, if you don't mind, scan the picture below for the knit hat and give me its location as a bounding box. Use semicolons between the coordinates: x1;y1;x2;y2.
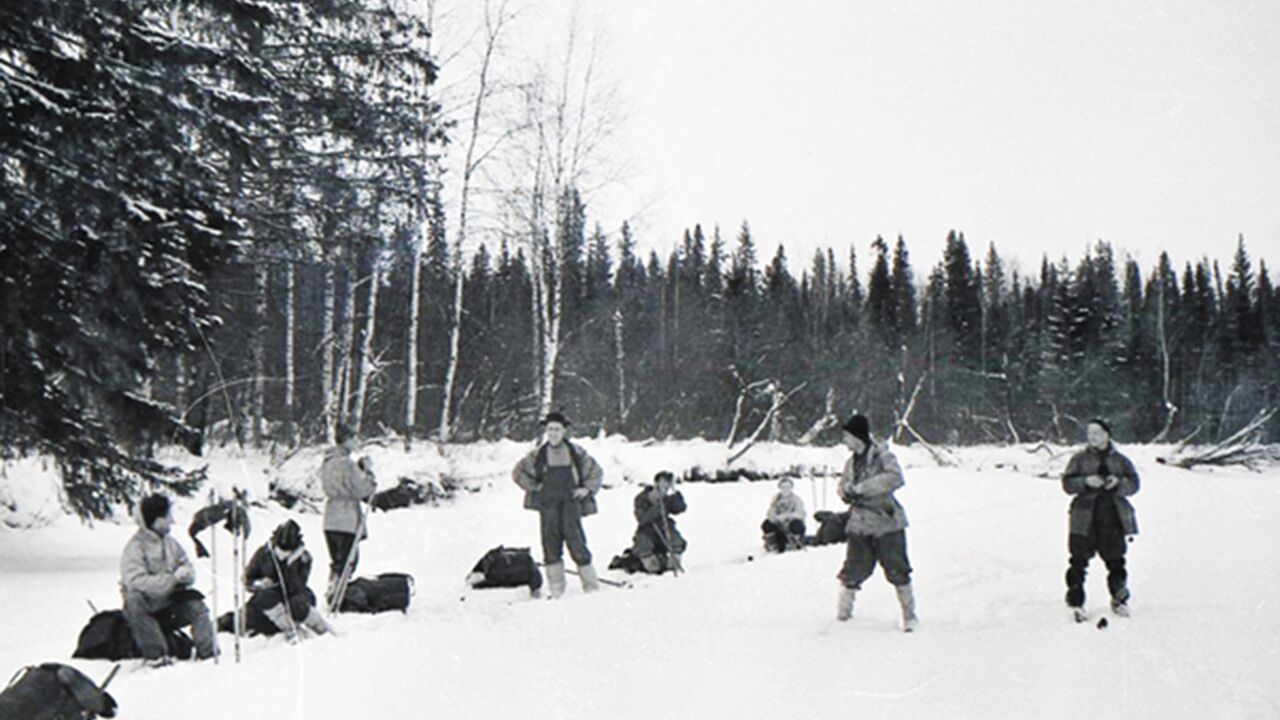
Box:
540;411;572;428
841;413;872;446
271;519;303;551
654;470;675;486
140;494;171;530
1088;417;1112;436
777;477;795;490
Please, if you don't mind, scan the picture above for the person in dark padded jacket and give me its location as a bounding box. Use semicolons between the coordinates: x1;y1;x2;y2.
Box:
242;519;333;640
1061;418;1140;621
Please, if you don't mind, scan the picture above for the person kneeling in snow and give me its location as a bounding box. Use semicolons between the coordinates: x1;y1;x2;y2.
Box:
241;520;333;640
835;414;918;632
761;478;806;552
121;494;218;663
629;471;687;574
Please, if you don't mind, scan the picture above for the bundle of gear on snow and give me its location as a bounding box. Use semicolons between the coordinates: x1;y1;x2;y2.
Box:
338;573;414;613
465;546;543;595
807;510;850;546
0;663;117;719
72;591;203;662
187;491;252;558
369;477;453;512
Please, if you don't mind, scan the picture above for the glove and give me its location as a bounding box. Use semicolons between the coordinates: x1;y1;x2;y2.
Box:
572;487;591;500
1102;475;1120;491
1085;475;1106;489
173;564;195;585
251;578;276;591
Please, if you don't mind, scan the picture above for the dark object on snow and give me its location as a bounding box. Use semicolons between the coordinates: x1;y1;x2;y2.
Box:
1097;617;1109;629
608;548;646;574
0;663;117;719
188;493;252;558
466;546;543;594
805;510;850;546
73;609;195;661
338;573;414;613
371;478;426;512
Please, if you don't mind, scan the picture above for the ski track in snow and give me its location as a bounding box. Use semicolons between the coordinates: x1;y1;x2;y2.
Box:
1;441;1278;719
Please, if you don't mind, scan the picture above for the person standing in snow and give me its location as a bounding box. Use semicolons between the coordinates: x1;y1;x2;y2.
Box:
242;520;333;639
630;471;687;573
120;494;218;663
321;423;377;598
512;411;605;597
1061;418;1140;621
761;477;806;552
835;414;918;632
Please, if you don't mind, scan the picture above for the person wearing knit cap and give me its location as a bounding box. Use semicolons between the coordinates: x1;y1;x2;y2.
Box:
1061;418;1141;621
834;414;918;632
512;411;606;597
239;519;333;640
120;494;218;663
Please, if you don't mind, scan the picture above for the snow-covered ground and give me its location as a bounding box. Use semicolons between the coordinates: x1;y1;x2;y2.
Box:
2;440;1278;719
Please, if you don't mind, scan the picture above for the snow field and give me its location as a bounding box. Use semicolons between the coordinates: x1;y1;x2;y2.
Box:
1;441;1277;719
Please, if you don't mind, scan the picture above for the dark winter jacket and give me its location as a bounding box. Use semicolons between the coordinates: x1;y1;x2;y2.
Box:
632;487;687;555
1062;443;1140;536
512;440;604;515
838;441;909;536
244;544;313;598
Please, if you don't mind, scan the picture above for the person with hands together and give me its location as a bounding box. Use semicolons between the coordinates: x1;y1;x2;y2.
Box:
1061;417;1141;621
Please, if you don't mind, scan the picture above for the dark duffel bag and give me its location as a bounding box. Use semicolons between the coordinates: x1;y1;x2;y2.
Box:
340;573;414;613
466;546;543;592
0;663;117;719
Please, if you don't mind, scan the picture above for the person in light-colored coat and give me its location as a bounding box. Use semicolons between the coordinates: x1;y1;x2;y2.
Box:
834;414;917;631
761;477;806;552
120;494;218;661
321;424;377;592
511;411;604;597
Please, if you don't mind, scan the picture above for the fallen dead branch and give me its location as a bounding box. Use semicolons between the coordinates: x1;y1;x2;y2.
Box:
1157;409;1280;470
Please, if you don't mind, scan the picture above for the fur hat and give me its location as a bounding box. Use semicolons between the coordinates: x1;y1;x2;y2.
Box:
540;411;572;428
1088;417;1112;436
841;413;872;446
140;494;171;530
271;519;303;551
654;470;675;486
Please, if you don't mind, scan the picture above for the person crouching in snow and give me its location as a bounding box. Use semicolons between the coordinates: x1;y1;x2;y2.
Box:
121;494;218;663
835;414;918;632
512;411;605;597
631;471;687;573
1062;418;1140;621
242;520;333;640
761;477;806;552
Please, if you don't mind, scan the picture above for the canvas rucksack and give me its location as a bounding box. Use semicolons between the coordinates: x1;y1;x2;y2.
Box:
72;610;194;661
339;573;414;613
0;663;117;720
466;546;543;593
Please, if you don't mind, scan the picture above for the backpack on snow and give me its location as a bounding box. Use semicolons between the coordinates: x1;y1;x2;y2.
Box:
466;546;543;594
339;573;414;613
810;510;850;546
0;662;117;719
72;610;194;661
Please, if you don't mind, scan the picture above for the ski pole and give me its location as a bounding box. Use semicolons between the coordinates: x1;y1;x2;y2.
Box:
544;564;631;588
208;489;219;665
658;492;682;576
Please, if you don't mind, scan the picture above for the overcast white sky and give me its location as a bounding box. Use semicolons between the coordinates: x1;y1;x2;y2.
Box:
443;0;1280;278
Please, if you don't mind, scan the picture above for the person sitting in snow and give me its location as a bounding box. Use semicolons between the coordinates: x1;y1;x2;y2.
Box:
629;471;687;573
321;423;377;600
241;519;333;640
512;411;605;597
761;477;806;552
835;414;918;632
120;494;218;663
1061;417;1140;622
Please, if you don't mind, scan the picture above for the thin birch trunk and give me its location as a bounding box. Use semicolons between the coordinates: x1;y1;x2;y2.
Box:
350;257;381;435
613;307;627;428
283;261;296;445
405;250;422;445
321;264;336;442
250;262;268;446
337;264;356;427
